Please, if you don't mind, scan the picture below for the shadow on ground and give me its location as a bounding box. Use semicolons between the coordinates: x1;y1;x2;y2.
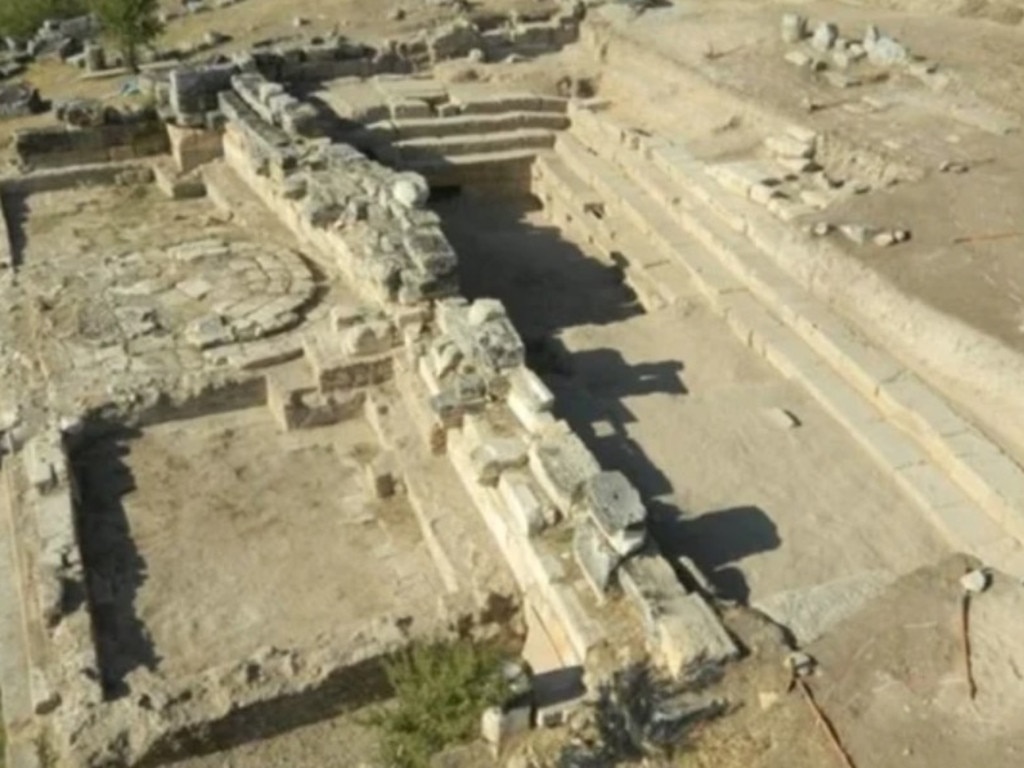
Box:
433;191;781;603
71;426;158;699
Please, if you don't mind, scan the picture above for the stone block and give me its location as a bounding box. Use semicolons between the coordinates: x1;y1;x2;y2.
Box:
528;423;601;512
573;518;620;599
656;593;739;676
341;321;394;357
498;471;548;535
811;22;838;51
469;437;528;486
508;366;554;413
24;433;65;494
576;471;646;556
780;13;808;44
765;134;814;159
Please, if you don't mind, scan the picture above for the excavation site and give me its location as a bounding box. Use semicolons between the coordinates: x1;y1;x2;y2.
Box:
2;1;1024;766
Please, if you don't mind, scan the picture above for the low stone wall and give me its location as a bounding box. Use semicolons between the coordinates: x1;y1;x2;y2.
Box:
13;121;170;169
0;162;154;196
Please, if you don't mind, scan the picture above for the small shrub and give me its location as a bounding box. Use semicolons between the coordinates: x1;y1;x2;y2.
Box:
368;640;510;768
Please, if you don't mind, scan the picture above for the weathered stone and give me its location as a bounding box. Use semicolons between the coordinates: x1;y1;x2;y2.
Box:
185;314;233;349
469;437;528;486
961;569;990;594
341;321;393;356
528;423;601;511
498;471;547;535
811;22;838;52
577;471;647;556
657;593;739;675
780;13;808;44
574;518;620;597
867;35;909;66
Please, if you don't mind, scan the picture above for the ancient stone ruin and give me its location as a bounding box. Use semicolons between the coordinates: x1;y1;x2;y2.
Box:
4;1;1024;766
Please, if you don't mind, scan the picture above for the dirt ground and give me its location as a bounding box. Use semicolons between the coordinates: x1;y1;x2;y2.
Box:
72;407;445;688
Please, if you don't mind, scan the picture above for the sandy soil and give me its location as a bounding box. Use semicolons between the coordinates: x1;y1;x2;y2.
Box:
73;407;444;687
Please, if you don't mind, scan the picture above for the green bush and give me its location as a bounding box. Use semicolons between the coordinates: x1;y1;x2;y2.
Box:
368;640;510;768
0;0;88;40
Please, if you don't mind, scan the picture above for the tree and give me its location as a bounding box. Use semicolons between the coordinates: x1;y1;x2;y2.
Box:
89;0;162;73
0;0;88;40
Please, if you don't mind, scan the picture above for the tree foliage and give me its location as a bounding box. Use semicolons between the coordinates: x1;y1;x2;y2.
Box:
88;0;162;71
0;0;88;40
367;641;509;768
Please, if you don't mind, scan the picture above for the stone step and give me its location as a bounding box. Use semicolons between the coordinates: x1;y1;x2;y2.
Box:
393;128;557;161
378;111;570;141
605;131;1024;552
554;120;1024;572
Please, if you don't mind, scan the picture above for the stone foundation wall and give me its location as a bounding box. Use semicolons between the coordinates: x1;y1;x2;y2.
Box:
13;121;170;169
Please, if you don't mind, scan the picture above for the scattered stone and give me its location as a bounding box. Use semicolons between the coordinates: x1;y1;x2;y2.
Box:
939;160;969;174
824;71;861;89
873;231;897;247
467;48;485;63
388;7;406;22
893;228;911;243
839;224;876;245
867;35;908;66
392;175;429;208
811;22;838;52
960;569;990;594
784;50;812;68
786;651;816;676
810;221;832;237
780;13;808;44
293;16;309;28
765;134;815;159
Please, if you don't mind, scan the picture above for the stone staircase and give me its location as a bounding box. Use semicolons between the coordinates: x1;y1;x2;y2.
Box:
529;104;1024;576
320;75;568;188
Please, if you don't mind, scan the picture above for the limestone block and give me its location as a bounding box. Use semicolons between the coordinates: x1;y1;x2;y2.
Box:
573;518;620;599
508;366;554;413
341;321;394;357
498;471;547;536
811;22;838;51
577;472;647;556
469;437;528;486
428;339;464;380
765;134;814;159
780;13;807;44
167;122;223;174
36;492;78;572
528;423;601;512
468;299;506;327
656;593;739;676
24;433;65;494
392;173;429;209
185;314;233;349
